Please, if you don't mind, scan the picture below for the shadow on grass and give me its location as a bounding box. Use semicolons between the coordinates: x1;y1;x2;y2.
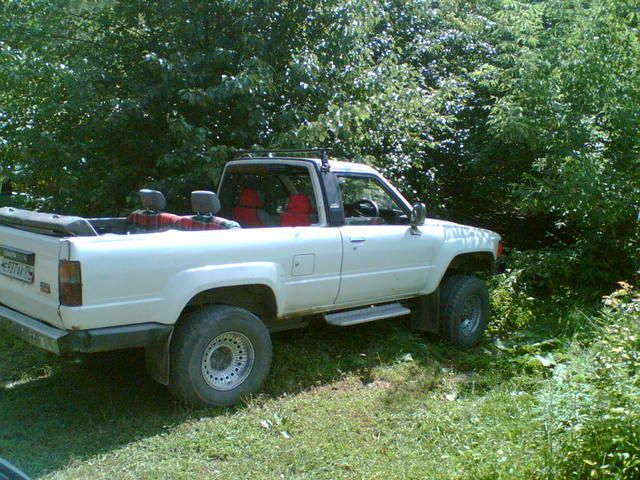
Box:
0;319;506;478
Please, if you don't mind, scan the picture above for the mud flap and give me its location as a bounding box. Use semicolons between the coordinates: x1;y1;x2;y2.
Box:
410;288;440;333
145;332;173;386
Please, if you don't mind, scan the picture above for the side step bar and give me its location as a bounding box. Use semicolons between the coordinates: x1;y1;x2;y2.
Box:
325;302;411;327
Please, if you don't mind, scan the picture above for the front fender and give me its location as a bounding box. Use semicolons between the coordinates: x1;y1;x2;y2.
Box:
423;226;500;293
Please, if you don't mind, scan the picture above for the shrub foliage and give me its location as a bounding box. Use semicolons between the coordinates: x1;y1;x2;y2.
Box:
537;283;640;479
1;0;638;287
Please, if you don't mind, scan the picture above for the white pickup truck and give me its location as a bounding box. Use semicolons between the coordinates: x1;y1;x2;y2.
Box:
0;150;503;407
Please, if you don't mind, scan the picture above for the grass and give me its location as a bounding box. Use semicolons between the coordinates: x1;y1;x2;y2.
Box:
0;318;549;479
1;291;637;479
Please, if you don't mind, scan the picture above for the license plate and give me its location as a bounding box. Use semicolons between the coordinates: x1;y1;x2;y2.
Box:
0;246;35;283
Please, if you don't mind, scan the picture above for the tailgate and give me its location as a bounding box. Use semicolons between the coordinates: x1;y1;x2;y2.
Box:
0;225;64;328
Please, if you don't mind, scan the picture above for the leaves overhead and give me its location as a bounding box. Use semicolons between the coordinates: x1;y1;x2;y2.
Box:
0;0;638;288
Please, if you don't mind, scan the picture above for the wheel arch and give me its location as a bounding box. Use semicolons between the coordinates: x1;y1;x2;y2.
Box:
444;251;495;277
147;283;278;387
414;251;495;334
181;284;278;324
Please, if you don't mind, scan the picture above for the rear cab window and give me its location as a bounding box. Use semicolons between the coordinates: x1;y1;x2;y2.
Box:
218;162;325;228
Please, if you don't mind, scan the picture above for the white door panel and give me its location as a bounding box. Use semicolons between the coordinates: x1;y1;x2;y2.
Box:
336;225;435;304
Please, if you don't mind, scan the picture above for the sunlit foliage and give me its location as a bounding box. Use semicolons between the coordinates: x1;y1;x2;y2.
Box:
1;0;638;288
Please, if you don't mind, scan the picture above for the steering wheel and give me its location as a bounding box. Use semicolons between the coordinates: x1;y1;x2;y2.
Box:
354;199;379;218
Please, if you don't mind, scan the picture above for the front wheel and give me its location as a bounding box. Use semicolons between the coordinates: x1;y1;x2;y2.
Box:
440;275;489;348
169;305;272;407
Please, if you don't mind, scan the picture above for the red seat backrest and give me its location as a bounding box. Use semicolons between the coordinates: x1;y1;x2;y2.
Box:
281;194;314;227
126;211;180;233
231;188;264;227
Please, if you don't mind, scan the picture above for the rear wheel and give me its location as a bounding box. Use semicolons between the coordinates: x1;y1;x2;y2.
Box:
169;305;272;407
440;275;489;348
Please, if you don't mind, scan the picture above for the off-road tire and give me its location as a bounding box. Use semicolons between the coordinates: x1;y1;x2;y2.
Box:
440;275;489;348
169;305;272;407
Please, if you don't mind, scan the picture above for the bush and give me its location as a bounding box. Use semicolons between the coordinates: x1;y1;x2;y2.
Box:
488;265;536;336
537;282;640;479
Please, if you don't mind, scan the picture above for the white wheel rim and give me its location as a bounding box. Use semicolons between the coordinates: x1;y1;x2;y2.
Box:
201;332;254;391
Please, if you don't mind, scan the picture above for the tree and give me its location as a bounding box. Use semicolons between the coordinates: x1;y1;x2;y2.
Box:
488;0;640;287
1;0;638;290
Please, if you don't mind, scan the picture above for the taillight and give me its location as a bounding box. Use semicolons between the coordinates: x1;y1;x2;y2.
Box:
59;260;82;306
497;241;504;257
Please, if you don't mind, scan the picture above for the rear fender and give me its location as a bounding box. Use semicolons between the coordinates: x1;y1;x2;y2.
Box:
147;262;283;386
160;262;284;325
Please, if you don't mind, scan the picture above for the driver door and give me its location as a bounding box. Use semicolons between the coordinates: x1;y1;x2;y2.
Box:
335;175;436;305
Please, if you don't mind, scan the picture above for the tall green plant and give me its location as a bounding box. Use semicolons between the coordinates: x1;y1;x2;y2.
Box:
489;0;640;287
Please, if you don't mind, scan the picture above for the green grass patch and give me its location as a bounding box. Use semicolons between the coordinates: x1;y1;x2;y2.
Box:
1;285;638;479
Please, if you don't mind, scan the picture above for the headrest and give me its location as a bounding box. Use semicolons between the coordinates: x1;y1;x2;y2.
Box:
237;188;264;208
139;189;166;211
191;190;221;214
287;194;312;213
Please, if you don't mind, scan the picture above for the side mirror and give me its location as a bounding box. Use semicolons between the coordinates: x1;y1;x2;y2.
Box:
410;203;426;234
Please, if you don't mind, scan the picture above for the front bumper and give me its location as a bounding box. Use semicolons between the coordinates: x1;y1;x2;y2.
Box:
0;304;173;354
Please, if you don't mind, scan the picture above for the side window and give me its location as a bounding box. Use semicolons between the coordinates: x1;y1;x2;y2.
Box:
219;164;319;228
339;176;409;226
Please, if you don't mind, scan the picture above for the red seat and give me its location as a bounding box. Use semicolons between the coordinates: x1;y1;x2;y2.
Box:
126;189;180;233
127;211;180;232
231;188;264;227
281;194;315;227
175;190;240;231
175;215;240;230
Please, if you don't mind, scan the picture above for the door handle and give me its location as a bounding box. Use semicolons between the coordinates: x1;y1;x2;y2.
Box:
349;237;366;243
